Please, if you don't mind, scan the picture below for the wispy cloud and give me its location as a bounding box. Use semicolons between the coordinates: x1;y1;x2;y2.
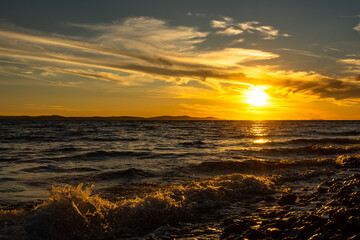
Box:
1;16;360;104
279;48;323;58
180;103;240;114
24;104;76;111
210;17;290;40
216;27;243;36
211;20;228;28
338;59;360;73
0;17;279;84
39;67;128;84
353;23;360;31
74;16;208;52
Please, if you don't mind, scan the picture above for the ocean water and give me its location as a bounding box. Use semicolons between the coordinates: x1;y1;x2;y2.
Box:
1;120;360;239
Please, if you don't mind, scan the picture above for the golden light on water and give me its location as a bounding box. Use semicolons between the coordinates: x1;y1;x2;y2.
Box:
254;139;269;144
246;86;269;106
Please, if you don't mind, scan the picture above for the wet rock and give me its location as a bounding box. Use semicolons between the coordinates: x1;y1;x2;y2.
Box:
244;228;262;239
329;234;344;240
326;200;341;206
223;220;249;234
343;216;360;235
219;173;360;240
282;216;296;228
264;195;276;202
347;235;360;240
265;227;281;238
220;218;234;227
316;202;323;207
278;194;297;206
309;233;326;240
331;208;350;225
305;214;326;225
145;236;158;240
317;187;328;194
324;220;338;232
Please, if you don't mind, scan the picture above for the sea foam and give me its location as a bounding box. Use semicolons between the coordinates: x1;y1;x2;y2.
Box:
1;174;274;239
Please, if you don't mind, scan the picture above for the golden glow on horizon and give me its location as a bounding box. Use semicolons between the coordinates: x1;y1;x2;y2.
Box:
246;86;269;106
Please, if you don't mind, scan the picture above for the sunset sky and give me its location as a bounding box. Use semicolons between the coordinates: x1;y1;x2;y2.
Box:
0;0;360;119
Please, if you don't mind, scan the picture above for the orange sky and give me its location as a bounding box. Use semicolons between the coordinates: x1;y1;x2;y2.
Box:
1;1;360;119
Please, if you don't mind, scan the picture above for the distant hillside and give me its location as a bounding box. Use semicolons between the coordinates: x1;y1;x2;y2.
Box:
0;115;220;121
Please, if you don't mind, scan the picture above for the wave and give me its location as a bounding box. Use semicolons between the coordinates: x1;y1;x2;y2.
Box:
96;168;156;181
21;165;66;173
0;174;274;239
258;138;360;146
305;144;360;155
91;137;139;142
69;136;139;142
0;136;57;143
2;156;359;239
187;158;335;174
230;144;360;157
183;154;360;178
55;150;205;162
21;165;99;173
179;140;206;147
62;150;153;160
45;146;79;153
0;177;16;183
287;137;360;145
310;130;360;137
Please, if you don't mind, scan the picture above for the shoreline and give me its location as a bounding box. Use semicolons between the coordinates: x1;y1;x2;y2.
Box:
2;157;360;239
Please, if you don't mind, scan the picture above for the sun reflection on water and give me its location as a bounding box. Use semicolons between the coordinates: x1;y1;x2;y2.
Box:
254;139;269;144
249;122;268;137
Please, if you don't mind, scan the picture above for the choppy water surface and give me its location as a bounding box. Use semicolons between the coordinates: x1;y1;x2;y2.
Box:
1;120;360;239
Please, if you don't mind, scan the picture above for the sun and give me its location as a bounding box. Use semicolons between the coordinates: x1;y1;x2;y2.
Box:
246;86;269;106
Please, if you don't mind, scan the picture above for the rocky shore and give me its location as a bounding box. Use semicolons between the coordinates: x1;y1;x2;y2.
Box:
220;171;360;239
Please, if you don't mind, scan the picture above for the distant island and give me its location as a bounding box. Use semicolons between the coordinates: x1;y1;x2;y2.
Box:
0;115;220;121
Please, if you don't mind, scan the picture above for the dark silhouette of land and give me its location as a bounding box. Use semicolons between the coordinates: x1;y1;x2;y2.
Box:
0;115;220;121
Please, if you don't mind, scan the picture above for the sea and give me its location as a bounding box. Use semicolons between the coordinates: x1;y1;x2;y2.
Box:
1;120;360;239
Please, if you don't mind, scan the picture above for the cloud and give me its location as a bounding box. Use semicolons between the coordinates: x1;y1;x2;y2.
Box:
264;76;360;101
24;104;76;111
74;16;208;52
211;20;228;28
0;18;280;84
237;21;260;30
338;58;360;73
196;48;279;66
216;27;243;35
176;79;215;90
236;21;290;40
39;68;129;84
180;103;239;113
211;18;289;40
340;59;360;66
354;23;360;31
1;16;360;104
279;48;323;58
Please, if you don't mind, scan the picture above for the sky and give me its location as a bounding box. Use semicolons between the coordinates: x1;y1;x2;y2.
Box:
0;0;360;120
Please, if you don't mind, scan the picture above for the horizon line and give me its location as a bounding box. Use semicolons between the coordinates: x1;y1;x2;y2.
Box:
0;114;360;121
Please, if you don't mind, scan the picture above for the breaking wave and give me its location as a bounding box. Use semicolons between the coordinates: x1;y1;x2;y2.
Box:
1;174;274;239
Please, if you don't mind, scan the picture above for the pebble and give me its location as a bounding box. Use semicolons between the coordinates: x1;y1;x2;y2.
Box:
278;194;297;206
220;173;360;239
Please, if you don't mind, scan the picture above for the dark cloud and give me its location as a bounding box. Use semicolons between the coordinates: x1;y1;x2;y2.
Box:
274;77;360;100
